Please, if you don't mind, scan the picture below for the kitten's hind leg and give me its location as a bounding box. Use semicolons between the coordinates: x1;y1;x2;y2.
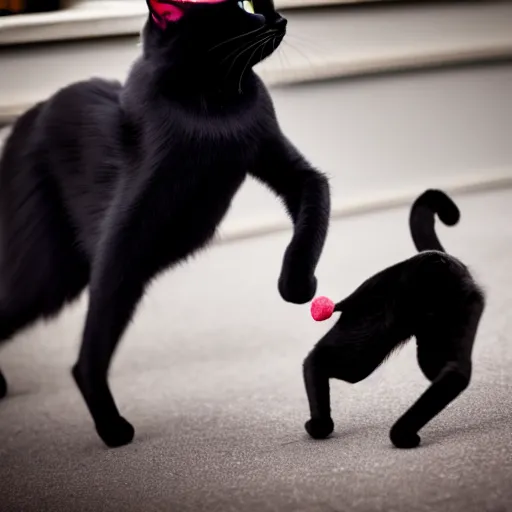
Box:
390;297;484;449
390;360;471;449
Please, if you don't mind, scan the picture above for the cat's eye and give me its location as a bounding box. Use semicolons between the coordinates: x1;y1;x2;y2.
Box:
238;0;255;14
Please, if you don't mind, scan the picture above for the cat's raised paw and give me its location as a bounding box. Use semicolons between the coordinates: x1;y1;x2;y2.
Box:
390;425;421;449
96;416;135;448
305;417;334;439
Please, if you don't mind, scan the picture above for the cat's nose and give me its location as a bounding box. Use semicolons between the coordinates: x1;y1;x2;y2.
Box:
273;17;287;30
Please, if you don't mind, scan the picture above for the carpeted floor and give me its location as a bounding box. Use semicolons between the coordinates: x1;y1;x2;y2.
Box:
1;188;511;512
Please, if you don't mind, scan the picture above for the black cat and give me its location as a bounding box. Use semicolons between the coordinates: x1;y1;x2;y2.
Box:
303;190;485;448
0;0;330;448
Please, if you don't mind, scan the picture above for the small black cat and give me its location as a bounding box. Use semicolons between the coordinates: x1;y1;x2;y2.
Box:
0;0;330;448
303;190;485;448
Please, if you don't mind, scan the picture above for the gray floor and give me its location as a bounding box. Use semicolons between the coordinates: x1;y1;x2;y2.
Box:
1;188;511;512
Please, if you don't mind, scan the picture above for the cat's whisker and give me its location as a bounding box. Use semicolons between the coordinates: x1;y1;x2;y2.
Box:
278;45;291;70
223;33;273;83
219;32;271;66
285;33;326;53
227;40;265;86
275;45;285;70
283;40;314;69
222;39;264;84
259;36;267;64
269;36;286;70
238;38;271;93
208;26;266;53
290;38;327;58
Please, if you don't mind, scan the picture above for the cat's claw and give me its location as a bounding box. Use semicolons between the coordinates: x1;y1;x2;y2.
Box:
390;425;421;449
305;417;334;439
96;416;135;448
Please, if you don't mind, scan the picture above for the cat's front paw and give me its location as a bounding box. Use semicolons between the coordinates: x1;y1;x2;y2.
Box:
278;272;317;305
305;417;334;439
96;416;135;448
390;424;421;449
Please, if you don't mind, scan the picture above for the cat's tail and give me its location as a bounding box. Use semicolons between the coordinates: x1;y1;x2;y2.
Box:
409;189;460;253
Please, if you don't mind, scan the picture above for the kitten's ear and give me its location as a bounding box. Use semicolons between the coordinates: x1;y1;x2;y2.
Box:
146;0;184;29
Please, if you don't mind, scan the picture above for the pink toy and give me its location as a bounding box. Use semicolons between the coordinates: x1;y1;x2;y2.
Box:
310;296;335;321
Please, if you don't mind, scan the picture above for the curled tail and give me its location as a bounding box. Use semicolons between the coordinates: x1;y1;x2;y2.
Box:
409;189;460;253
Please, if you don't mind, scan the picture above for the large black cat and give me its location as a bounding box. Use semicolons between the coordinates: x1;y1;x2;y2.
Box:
0;0;330;448
303;190;485;448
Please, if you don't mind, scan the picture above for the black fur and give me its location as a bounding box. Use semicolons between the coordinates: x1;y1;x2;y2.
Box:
303;190;485;448
0;0;330;448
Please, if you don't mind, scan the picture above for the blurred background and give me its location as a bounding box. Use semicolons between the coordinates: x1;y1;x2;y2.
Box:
1;0;512;238
1;2;512;512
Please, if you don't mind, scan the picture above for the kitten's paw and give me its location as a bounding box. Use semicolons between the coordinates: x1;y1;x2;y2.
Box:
305;417;334;439
96;416;135;448
0;371;7;399
390;425;421;449
278;273;317;305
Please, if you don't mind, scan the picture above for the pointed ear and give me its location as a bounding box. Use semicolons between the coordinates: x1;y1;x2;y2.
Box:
146;0;184;29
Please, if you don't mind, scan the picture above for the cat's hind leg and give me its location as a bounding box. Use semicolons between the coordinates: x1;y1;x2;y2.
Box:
72;196;157;448
0;180;90;398
0;251;89;398
390;295;484;449
390;360;471;449
0;298;42;400
0;251;88;397
71;267;143;448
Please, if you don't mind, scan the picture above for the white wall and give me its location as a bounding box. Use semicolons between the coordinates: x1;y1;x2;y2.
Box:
2;0;512;240
2;63;512;241
221;63;512;237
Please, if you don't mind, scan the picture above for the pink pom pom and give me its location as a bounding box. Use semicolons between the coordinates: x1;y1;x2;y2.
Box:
311;296;335;321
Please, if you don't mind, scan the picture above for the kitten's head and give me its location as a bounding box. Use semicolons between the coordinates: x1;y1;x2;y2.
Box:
143;0;286;89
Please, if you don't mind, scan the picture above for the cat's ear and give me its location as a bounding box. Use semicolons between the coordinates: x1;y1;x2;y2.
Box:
146;0;184;29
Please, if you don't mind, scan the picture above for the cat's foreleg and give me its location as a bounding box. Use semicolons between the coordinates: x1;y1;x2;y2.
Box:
251;135;330;304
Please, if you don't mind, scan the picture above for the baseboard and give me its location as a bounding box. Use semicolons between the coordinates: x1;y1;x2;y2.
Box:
216;170;512;245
